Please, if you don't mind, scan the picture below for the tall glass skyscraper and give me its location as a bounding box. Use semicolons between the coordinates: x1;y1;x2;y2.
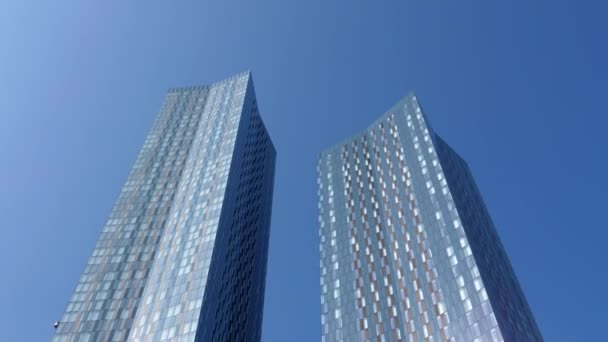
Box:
52;71;276;342
317;94;542;342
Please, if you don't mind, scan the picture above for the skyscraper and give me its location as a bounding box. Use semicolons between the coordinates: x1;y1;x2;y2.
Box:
52;71;276;342
317;94;542;341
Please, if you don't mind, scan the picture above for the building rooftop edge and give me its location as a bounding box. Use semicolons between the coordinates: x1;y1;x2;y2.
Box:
166;70;252;93
318;91;417;159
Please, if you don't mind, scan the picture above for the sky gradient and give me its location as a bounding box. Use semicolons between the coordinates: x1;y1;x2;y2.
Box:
1;1;607;341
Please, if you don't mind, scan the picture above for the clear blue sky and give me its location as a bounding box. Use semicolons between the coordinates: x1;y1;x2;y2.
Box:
1;1;606;341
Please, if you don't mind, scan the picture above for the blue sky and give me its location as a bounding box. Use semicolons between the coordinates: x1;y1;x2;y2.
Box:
1;1;607;341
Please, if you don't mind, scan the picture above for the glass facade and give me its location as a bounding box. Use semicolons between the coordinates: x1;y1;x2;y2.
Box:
52;71;276;342
317;94;542;341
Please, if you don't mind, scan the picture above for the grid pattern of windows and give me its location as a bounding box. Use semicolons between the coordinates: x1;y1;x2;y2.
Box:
318;94;542;341
195;84;276;341
434;136;542;342
52;71;275;342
